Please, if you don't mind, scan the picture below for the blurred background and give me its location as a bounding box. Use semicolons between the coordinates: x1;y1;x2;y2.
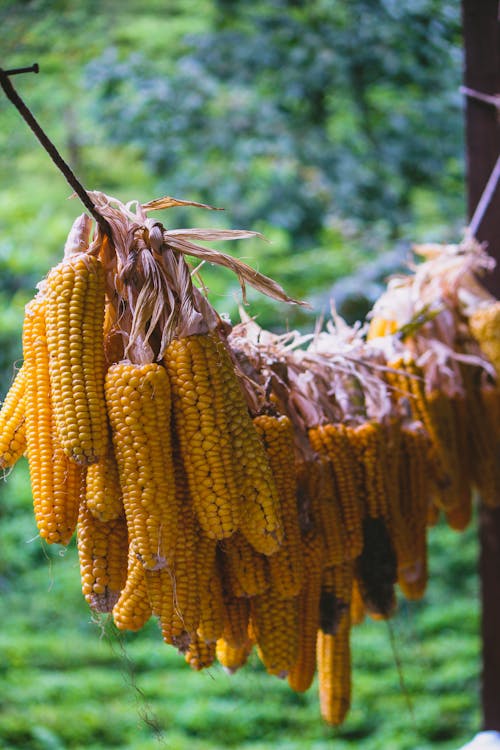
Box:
0;2;479;749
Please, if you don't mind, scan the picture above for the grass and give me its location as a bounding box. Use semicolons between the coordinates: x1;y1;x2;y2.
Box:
0;462;480;750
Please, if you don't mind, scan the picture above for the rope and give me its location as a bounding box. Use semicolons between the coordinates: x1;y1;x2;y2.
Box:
0;66;112;239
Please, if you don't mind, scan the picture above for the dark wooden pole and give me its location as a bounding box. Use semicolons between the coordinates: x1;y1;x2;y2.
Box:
462;0;500;731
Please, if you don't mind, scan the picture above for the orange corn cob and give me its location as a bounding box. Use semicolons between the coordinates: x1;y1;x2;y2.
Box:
306;457;347;566
221;590;251;648
317;613;351;726
309;424;364;559
350;577;365;626
349;421;389;519
210;334;283;555
197;554;225;644
253;414;304;597
185;634;216;671
85;439;124;522
250;592;299;677
0;366;26;470
46;253;107;465
105;362;179;570
288;530;324;693
220;532;269;598
23;298;82;544
113;549;152;631
320;562;354;635
216;638;253;674
164;334;240;540
469;301;500;376
77;502;128;612
154;473;200;648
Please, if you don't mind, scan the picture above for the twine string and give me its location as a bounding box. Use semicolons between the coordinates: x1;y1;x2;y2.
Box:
0;65;112;239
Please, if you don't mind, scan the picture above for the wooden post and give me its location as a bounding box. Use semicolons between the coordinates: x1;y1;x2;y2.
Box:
462;0;500;731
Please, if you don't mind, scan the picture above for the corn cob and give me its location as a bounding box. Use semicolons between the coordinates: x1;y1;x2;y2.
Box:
163;459;200;643
319;562;354;635
221;588;251;648
367;317;398;340
0;366;27;470
317;613;351;726
220;532;269;597
253;414;304;597
398;534;428;602
85;439;124;522
393;424;430;599
469;301;500;376
77;502;128;612
23;298;82;544
349;421;389;520
356;517;397;619
288;530;324;693
250;592;299;677
463;373;500;509
45;253;107;465
216;638;253;674
164;334;240;540
306;457;347;566
105;362;179;570
197;552;225;644
210;334;283;555
350;577;365;626
113;548;152;631
185;634;216;671
309;424;364;559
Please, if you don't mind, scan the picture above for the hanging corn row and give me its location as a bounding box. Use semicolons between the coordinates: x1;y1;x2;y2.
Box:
0;196;498;728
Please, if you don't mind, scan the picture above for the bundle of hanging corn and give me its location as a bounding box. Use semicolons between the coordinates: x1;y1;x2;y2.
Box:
366;237;500;527
1;197;499;729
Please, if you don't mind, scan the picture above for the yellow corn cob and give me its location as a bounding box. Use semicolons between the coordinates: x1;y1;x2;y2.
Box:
220;532;269;598
221;589;251;648
113;548;152;631
287;530;324;693
427;500;440;527
23;298;83;544
398;536;428;601
350;577;365;626
210;333;283;555
164;334;240;540
77;502;128;612
367;317;398;340
253;414;304;597
197;553;225;644
445;495;473;531
463;374;500;509
105;362;179;570
85;439;124;522
320;562;354;635
250;592;299;677
349;421;389;519
469;301;500;376
45;253;107;465
392;424;430;599
309;424;364;559
154;476;200;648
425;390;463;510
0;366;27;470
185;633;216;671
317;614;351;726
216;638;253;674
306;457;347;566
